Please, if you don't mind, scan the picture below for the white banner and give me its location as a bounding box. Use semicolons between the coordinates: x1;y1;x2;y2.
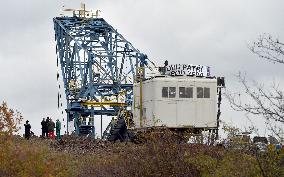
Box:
165;64;211;77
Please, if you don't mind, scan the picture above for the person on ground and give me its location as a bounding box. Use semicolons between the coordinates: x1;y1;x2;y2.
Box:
24;120;31;140
46;117;50;137
48;118;55;139
41;118;47;138
56;119;61;140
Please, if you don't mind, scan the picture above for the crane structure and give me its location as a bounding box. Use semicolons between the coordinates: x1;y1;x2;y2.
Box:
53;4;225;142
53;5;153;136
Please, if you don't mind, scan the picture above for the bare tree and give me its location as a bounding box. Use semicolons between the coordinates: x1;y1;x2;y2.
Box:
226;34;284;139
226;73;284;123
249;33;284;64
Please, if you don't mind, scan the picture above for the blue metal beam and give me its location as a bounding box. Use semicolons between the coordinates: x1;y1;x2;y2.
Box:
54;16;152;135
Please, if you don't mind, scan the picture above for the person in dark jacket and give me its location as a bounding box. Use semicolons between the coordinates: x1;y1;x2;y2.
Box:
41;118;47;138
46;117;50;137
48;118;55;139
24;120;31;140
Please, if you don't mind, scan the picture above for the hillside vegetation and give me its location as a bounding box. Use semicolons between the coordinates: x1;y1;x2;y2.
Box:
0;102;284;177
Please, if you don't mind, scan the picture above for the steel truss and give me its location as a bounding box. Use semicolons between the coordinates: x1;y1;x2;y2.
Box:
54;15;152;135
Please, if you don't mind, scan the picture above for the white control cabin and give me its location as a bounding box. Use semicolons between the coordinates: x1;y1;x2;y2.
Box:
133;76;217;129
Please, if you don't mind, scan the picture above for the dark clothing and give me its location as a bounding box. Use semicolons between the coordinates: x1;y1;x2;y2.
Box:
46;118;50;137
48;120;55;139
41;120;48;137
48;120;55;132
24;123;31;140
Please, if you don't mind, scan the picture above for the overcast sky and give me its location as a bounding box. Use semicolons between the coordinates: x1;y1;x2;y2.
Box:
1;0;284;136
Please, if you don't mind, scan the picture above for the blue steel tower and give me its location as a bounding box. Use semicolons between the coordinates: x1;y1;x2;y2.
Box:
53;5;153;136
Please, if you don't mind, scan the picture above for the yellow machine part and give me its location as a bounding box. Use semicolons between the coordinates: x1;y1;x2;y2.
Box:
81;101;127;107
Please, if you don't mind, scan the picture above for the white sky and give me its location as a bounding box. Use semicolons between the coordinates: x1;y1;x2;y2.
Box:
0;0;284;137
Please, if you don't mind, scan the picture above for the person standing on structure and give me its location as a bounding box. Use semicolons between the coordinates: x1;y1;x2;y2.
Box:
24;120;31;140
56;119;61;140
41;118;47;138
48;118;55;139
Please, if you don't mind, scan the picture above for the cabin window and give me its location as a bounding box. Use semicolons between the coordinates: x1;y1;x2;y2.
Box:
204;87;210;98
197;87;203;98
179;87;185;98
169;87;176;98
186;87;193;98
162;87;168;98
179;87;193;98
197;87;210;98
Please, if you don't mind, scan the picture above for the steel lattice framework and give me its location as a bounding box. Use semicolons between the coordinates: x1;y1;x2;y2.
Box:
53;15;152;135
